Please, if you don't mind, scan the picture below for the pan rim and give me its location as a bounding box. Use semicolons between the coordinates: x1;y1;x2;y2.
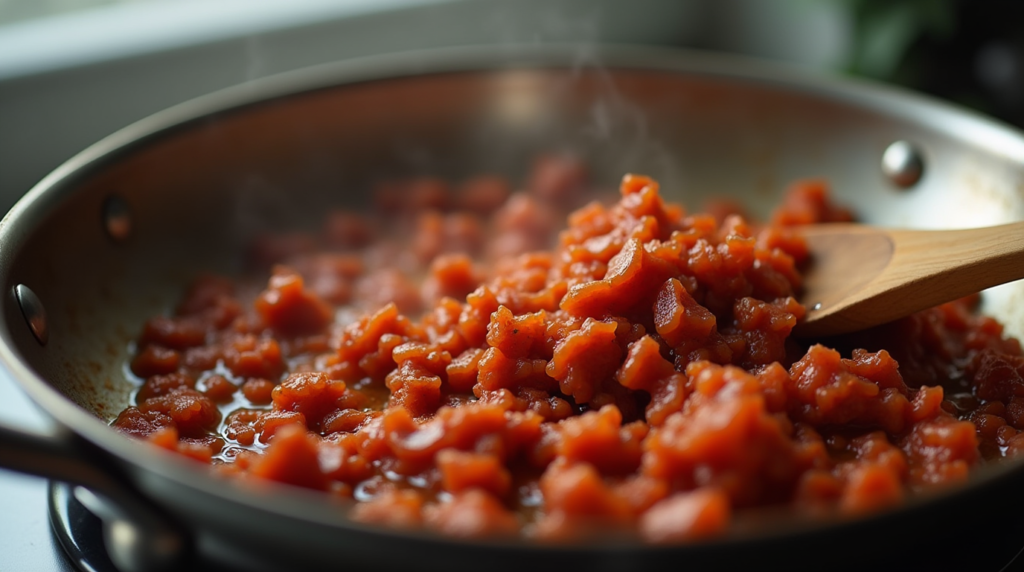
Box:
2;42;1024;553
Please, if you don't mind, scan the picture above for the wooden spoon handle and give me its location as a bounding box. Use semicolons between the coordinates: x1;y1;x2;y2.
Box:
882;220;1024;307
797;221;1024;336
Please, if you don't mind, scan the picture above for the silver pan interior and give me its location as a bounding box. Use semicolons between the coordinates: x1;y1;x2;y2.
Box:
3;45;1024;568
8;46;1024;420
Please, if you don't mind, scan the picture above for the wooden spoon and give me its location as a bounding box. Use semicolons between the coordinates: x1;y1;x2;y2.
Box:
793;221;1024;337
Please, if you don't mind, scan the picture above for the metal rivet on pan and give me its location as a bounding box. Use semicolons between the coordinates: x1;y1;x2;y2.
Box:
102;194;132;241
14;284;48;345
881;140;924;188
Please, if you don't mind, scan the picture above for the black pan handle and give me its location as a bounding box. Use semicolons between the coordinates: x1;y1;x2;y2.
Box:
0;421;188;572
0;420;122;488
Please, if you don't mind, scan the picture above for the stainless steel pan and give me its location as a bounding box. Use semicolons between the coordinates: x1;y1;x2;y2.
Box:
3;45;1024;572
